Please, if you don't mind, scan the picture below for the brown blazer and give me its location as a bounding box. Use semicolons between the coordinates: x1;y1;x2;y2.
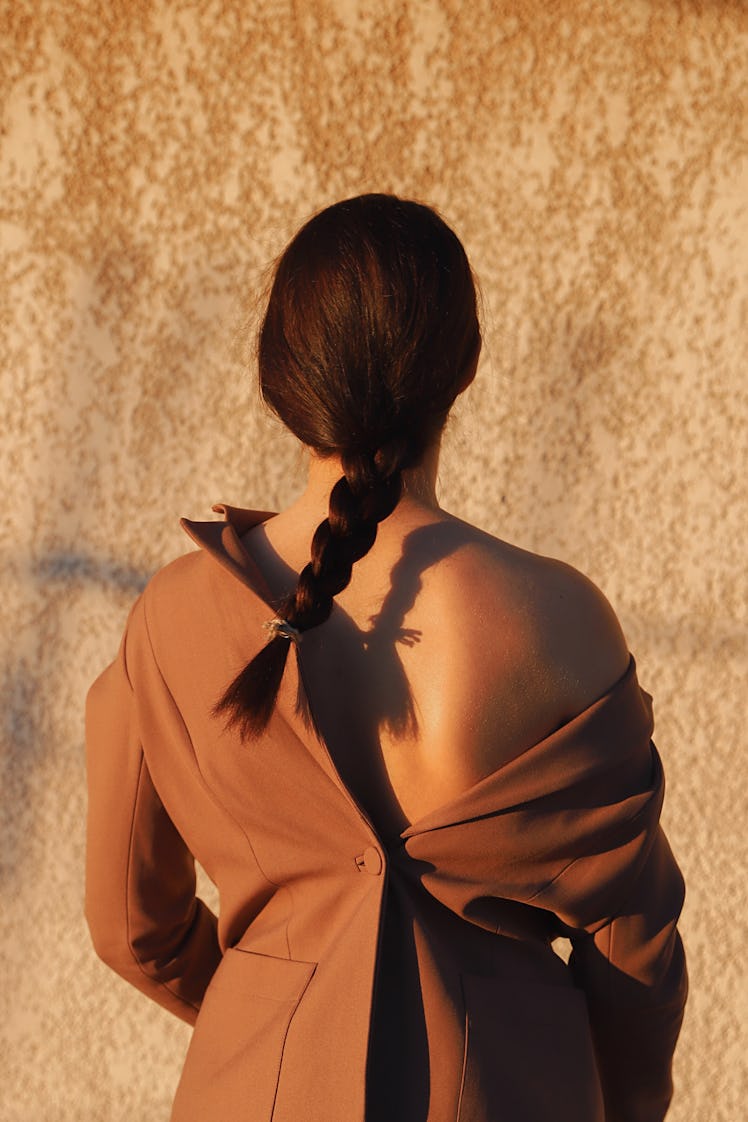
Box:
85;505;687;1122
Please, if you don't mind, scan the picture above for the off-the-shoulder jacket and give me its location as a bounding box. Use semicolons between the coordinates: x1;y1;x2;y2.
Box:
85;505;687;1122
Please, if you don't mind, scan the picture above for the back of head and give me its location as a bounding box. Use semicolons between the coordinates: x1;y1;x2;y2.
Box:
259;193;480;473
216;193;481;740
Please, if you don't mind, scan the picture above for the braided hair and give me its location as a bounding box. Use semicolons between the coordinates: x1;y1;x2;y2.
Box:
214;194;481;740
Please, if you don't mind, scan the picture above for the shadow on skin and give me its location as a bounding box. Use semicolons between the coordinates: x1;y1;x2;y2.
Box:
289;517;490;832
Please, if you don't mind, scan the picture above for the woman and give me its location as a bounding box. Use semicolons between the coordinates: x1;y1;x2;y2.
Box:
85;194;687;1122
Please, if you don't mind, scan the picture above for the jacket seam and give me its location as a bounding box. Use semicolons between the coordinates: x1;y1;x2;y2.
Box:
455;975;470;1122
268;964;317;1120
124;746;201;1015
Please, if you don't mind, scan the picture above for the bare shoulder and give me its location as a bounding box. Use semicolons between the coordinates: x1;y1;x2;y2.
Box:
429;514;631;726
519;550;631;718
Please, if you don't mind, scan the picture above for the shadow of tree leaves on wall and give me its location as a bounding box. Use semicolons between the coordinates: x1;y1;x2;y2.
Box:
30;553;152;596
0;553;153;893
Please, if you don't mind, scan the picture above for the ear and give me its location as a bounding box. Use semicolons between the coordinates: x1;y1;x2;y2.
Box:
457;347;480;395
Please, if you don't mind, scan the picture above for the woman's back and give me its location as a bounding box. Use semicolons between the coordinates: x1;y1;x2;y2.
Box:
86;496;686;1121
242;490;630;838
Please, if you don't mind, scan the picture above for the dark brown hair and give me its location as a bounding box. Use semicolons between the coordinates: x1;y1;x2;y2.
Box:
215;193;481;740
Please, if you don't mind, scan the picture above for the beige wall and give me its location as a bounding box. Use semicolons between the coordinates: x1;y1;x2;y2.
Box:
2;1;746;1118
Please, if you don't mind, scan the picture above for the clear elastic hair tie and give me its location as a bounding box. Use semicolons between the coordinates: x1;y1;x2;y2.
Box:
263;617;303;645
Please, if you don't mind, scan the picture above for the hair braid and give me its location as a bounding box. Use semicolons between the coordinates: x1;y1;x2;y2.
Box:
214;445;407;741
286;451;403;632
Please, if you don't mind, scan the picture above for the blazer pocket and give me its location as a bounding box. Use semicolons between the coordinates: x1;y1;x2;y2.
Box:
457;974;604;1122
171;948;316;1122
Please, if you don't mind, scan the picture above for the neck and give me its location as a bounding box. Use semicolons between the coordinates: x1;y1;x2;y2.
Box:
293;440;443;523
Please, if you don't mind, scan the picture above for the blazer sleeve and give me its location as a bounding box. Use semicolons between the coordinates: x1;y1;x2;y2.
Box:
532;737;688;1122
84;598;221;1025
566;822;687;1122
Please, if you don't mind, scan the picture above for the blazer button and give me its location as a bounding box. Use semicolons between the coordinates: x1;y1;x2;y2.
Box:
355;846;383;876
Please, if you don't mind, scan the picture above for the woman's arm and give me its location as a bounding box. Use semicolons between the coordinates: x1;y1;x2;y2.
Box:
84;601;222;1025
567;823;687;1122
525;703;687;1122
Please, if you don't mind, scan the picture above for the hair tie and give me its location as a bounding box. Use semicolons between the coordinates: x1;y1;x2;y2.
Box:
262;617;303;645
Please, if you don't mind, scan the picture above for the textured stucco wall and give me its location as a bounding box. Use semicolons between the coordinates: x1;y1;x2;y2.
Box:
1;1;746;1118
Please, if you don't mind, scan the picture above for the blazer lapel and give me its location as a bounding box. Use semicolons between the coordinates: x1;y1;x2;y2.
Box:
180;503;278;603
179;503;378;835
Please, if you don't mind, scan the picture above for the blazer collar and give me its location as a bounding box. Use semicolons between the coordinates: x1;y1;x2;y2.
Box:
180;502;279;603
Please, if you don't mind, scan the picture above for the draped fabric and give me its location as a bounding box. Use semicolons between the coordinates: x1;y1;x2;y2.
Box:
85;505;686;1122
